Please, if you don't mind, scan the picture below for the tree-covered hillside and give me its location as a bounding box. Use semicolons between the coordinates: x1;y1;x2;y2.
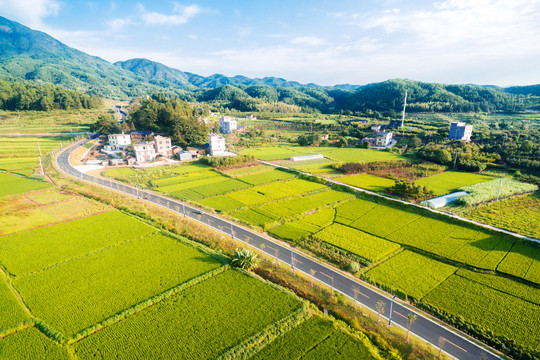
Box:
0;80;101;110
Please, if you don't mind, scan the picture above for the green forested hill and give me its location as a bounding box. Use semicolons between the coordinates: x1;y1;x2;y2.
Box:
0;16;536;112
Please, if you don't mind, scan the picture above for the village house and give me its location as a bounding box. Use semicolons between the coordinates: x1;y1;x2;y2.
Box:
105;133;131;151
246;114;257;120
449;122;473;141
376;132;393;147
186;147;205;159
209;133;227;156
153;135;172;157
370;124;382;132
177;151;193;161
320;134;329;140
219;116;237;134
133;142;156;163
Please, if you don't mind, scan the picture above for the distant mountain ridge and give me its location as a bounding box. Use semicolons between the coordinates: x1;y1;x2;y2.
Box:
0;15;538;111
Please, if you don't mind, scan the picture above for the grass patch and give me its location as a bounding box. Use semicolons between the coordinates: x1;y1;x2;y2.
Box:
0;172;51;197
415;171;493;196
337;173;395;192
0;327;70;359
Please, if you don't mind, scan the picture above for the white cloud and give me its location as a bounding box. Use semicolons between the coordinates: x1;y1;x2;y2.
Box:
138;3;201;25
108;18;132;31
0;0;60;28
290;36;324;46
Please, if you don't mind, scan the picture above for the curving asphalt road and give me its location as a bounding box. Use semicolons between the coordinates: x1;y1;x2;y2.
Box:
56;140;505;360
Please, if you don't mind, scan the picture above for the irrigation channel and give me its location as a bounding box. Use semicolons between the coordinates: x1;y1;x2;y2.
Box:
56;139;505;360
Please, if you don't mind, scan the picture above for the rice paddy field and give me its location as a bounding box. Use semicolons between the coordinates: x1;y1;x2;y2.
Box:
239;145;406;162
414;171;494;196
458;192;540;238
0;180;383;359
0;109;95;134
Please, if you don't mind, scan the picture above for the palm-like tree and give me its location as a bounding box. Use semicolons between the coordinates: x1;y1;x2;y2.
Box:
231;249;260;270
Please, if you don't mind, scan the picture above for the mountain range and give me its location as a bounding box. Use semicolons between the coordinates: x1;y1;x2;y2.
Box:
0;15;538;113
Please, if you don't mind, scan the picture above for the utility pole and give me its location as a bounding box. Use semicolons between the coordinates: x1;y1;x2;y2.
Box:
453;151;459;169
401;90;407;128
231;220;235;240
38;156;44;175
183;202;186;217
388;295;396;326
496;177;503;201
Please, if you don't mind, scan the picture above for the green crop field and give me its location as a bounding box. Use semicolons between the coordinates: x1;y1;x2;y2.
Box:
260;190;353;220
0;327;71;360
0;109;97;134
227;188;272;205
198;195;245;212
461;192;540;238
14;233;223;336
240;145;406;163
269;208;335;241
190;178;251;197
334;198;378;225
366;251;457;299
315;223;400;263
455;269;540;305
337;173;395;192
230;208;278;227
424;274;540;349
458;178;538;206
72;270;302;359
0;273;29;332
0;172;52;197
250;316;381;360
0;211;156;275
222;164;274;177
386;216;514;270
0;192;109;236
497;242;540;284
348;204;421;238
415;171;493;196
239;169;296;185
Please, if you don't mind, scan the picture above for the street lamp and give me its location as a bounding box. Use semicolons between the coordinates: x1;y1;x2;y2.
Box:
136;185;139;199
231;220;235;240
388;295;396;326
291;245;297;272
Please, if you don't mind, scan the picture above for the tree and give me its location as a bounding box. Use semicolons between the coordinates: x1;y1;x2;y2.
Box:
406;313;417;342
230;249;260;270
90;114;121;135
337;136;348;148
375;300;385;323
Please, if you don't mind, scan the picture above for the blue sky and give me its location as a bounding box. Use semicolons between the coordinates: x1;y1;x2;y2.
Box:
1;0;539;86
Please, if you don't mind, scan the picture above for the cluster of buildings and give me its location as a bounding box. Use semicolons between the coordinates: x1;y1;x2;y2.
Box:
104;130;233;165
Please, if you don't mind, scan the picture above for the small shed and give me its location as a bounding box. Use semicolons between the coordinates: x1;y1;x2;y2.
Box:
290;154;324;162
421;191;468;209
178;151;192;161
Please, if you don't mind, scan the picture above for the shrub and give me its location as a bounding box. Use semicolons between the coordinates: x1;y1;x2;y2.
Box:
231;249;260;270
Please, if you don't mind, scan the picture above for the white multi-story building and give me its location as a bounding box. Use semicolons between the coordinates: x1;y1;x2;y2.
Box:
107;133;131;150
133;142;156;163
153;135;172;157
219;116;237;134
376;132;393;147
449;122;473;141
209;133;226;156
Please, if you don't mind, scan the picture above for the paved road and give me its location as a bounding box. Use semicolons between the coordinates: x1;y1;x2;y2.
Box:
56;140;505;360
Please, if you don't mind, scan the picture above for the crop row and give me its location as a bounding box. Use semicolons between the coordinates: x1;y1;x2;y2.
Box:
423;274;540;349
250;316;381;360
72;270;302;359
223;164;274;177
0;211;156;276
151;169;220;187
13;233;223;336
366;250;457;300
338;173;395;192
